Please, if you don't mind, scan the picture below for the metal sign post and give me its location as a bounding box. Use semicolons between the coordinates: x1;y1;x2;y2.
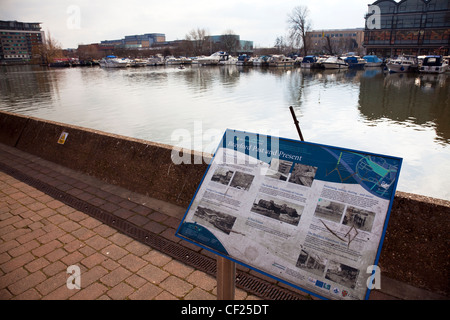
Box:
289;106;304;141
215;107;303;300
216;256;236;300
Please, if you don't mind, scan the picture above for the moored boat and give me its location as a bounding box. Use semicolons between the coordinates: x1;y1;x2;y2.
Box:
419;55;449;74
236;54;253;66
386;55;418;73
301;56;317;68
363;55;383;67
268;55;294;67
165;56;183;65
321;56;348;69
344;56;366;69
146;55;164;66
251;56;269;67
197;52;229;66
131;59;147;67
99;55;129;68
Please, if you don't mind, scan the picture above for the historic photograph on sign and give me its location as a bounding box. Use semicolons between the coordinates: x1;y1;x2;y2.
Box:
343;206;376;232
229;171;254;191
251;194;304;226
288;163;318;187
211;167;234;186
266;159;293;181
296;248;327;277
325;261;360;290
313;199;346;223
193;205;237;235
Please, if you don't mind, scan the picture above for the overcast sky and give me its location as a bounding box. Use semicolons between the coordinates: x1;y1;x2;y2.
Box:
1;0;371;48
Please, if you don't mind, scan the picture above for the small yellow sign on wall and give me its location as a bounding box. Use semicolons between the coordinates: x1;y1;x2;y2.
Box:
58;132;69;145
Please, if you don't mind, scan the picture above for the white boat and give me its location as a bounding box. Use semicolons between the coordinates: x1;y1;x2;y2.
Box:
301;56;317;68
321;56;348;69
419;55;449;74
268;55;294;67
196;52;228;66
251;55;269;67
131;59;147;67
146;55;164;66
444;56;450;72
180;57;192;64
165;56;183;65
99;55;130;68
219;56;237;65
386;55;418;73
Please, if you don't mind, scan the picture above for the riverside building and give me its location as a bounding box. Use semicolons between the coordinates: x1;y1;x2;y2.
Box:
0;20;45;63
364;0;450;56
307;28;365;55
100;33;166;49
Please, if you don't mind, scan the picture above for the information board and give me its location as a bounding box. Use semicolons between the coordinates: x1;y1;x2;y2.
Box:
176;129;402;300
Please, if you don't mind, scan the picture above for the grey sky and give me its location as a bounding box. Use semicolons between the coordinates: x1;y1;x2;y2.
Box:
0;0;371;48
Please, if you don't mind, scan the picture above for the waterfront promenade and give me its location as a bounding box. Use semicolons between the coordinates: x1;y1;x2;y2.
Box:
0;142;446;301
0;143;258;300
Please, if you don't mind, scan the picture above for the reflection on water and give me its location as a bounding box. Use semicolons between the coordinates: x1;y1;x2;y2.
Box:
0;65;449;201
359;70;449;145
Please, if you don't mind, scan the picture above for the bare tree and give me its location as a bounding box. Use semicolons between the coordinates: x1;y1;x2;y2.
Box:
275;36;287;54
287;6;312;56
220;30;239;55
33;30;63;65
323;36;334;55
185;28;209;56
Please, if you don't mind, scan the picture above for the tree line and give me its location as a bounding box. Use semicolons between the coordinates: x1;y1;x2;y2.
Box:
41;5;360;62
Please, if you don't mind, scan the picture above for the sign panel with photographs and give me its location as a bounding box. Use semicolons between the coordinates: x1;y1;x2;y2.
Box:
176;129;402;300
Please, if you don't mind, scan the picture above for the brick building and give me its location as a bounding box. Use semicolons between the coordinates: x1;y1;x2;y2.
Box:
364;0;450;56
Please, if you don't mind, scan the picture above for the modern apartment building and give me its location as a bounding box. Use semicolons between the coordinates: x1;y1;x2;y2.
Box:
0;20;45;62
364;0;449;56
307;29;365;55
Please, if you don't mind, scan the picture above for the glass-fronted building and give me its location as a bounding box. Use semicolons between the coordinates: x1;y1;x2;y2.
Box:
0;20;45;62
208;35;253;54
364;0;449;56
100;33;166;49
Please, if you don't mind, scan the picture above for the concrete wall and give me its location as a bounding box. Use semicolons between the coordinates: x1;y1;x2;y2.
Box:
0;111;208;207
0;110;448;297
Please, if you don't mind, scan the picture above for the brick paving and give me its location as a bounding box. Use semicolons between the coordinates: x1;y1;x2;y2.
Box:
0;143;261;300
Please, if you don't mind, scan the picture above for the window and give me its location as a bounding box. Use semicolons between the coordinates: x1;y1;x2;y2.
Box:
399;0;425;13
426;13;447;27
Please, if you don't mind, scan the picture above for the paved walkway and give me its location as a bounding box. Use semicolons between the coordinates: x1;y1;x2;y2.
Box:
2;142;444;301
0;143;264;300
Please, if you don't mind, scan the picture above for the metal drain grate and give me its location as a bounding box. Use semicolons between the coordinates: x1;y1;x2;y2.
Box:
0;160;307;300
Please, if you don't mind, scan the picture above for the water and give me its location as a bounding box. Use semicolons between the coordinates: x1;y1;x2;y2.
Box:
0;65;449;201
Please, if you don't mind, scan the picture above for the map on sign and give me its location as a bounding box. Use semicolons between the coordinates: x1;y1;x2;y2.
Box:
176;129;402;300
324;150;399;198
